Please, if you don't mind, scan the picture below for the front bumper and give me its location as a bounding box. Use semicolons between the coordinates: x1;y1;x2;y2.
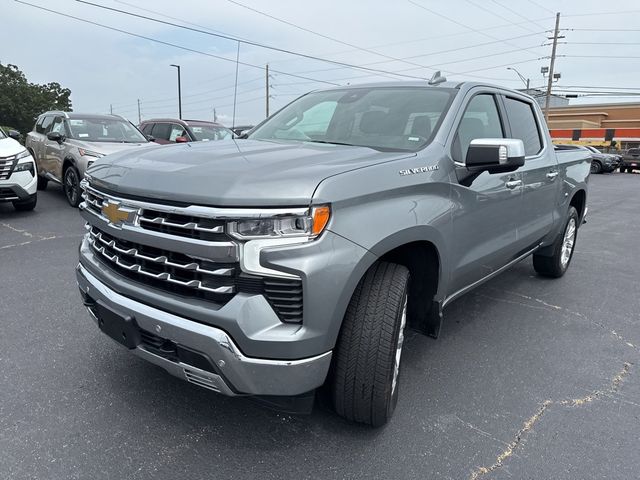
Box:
0;172;38;201
76;263;332;396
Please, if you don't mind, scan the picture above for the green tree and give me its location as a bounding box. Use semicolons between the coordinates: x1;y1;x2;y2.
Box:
0;63;72;135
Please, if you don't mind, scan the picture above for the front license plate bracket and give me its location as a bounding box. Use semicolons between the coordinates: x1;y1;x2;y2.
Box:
96;303;141;349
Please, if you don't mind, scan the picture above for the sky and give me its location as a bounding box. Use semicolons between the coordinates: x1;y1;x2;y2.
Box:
2;0;640;127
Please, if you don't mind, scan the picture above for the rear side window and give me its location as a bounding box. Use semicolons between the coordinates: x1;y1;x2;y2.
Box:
504;97;542;156
169;124;187;141
151;123;171;141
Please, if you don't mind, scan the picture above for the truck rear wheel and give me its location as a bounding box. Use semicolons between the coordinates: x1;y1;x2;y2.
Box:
533;206;579;278
331;261;410;427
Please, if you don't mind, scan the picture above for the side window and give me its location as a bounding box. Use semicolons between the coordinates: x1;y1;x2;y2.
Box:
141;123;154;135
41;115;55;134
454;94;504;162
35;116;45;133
151;123;171;141
504;97;542;156
50;117;67;135
169;124;187;142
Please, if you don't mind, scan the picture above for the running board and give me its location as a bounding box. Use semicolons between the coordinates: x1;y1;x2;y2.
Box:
443;244;542;308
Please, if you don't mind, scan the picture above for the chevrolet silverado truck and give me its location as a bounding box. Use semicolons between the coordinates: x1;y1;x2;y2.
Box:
76;80;591;426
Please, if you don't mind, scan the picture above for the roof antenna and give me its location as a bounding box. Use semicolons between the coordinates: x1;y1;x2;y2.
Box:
428;71;447;85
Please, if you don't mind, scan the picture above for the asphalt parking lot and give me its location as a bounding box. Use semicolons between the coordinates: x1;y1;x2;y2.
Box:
1;174;639;480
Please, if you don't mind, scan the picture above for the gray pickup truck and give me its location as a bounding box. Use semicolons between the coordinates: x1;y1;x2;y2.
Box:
76;80;590;426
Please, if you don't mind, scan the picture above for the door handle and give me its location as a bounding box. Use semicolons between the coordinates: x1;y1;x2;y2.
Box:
505;179;522;189
546;171;559;180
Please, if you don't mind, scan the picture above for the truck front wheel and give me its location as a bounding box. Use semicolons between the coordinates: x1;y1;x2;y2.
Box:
331;261;410;427
533;206;579;278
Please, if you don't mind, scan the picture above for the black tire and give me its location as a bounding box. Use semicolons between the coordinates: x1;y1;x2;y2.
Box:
12;194;37;212
620;167;627;173
331;261;410;427
63;165;81;207
37;175;48;190
590;161;602;174
533;206;579;278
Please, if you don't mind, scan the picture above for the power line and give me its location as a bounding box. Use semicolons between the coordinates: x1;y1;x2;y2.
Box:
562;9;640;18
225;0;433;71
407;0;545;58
117;0;554;74
526;0;555;15
15;0;343;86
465;0;539;32
565;28;640;32
73;0;430;80
486;0;548;30
563;41;640;46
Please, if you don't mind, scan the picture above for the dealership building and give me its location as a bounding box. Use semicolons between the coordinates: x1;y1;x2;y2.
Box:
546;102;640;151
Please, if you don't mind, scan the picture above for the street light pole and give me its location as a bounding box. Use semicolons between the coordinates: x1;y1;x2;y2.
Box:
170;64;182;119
507;67;530;90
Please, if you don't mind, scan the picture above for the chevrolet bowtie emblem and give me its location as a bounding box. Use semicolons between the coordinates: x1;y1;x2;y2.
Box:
102;201;135;225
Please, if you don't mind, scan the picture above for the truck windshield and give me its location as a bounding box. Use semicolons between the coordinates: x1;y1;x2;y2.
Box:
67;118;147;143
249;86;455;152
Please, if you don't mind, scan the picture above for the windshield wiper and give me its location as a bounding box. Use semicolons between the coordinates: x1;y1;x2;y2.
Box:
305;140;409;152
305;140;361;147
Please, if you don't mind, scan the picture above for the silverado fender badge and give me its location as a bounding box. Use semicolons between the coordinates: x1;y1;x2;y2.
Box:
399;165;439;176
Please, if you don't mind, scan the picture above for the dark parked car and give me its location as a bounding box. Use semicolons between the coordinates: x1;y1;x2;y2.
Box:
139;119;233;144
620;148;640;173
585;146;620;173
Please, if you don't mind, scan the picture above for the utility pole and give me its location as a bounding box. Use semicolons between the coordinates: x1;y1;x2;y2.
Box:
265;63;270;118
170;64;182;119
110;104;113;115
137;99;141;124
544;12;561;122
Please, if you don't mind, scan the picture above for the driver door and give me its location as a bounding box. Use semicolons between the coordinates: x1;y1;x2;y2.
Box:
43;116;67;180
449;92;524;294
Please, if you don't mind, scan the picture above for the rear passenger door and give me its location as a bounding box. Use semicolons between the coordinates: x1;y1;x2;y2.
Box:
502;95;559;251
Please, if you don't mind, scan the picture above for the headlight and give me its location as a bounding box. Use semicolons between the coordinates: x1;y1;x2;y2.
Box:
14;159;35;176
15;149;31;160
78;148;104;158
228;205;331;240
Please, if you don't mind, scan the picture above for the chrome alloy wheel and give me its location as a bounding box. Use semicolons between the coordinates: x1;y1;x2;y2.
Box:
560;217;577;269
391;295;408;395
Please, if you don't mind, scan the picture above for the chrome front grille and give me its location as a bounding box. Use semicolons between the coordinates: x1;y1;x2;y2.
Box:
0;157;17;180
81;184;305;322
88;226;236;298
83;185;227;241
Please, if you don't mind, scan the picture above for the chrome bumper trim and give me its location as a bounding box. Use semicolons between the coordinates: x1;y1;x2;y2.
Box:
76;263;332;396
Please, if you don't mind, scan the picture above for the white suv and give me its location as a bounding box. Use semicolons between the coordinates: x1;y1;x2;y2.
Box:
0;128;37;211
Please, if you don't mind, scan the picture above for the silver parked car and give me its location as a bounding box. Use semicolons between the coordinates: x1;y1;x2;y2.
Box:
26;111;153;206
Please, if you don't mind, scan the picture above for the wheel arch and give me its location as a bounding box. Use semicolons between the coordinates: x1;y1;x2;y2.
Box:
569;188;587;223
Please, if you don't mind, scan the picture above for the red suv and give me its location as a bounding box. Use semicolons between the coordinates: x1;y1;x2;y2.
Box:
139;118;234;144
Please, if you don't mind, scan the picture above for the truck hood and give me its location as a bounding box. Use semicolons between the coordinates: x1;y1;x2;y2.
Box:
88;139;414;206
